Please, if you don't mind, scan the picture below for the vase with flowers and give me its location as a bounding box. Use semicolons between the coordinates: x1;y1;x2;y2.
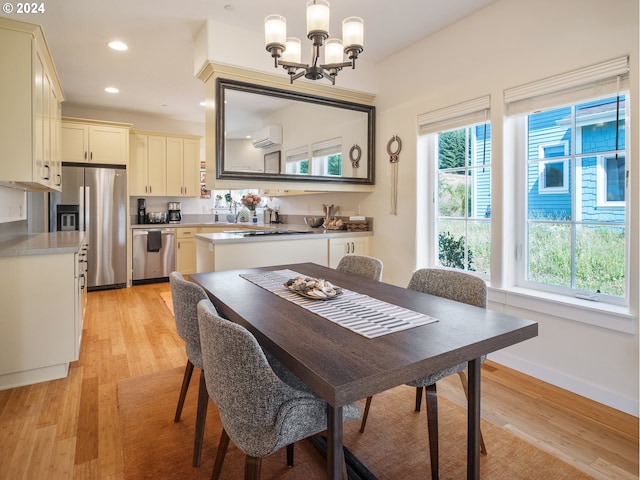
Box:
239;192;261;223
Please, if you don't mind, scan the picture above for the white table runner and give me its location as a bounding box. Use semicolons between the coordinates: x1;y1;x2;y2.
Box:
240;269;438;338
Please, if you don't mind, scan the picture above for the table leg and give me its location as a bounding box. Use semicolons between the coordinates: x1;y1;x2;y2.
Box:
467;357;481;480
326;405;344;480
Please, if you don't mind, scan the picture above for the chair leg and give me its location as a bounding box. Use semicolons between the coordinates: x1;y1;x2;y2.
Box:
174;360;194;422
286;443;294;467
425;383;439;480
457;371;487;455
244;456;262;480
193;369;209;467
359;396;373;433
211;429;230;480
415;386;424;412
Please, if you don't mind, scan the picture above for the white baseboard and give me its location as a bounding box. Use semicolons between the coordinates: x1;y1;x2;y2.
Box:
488;351;639;417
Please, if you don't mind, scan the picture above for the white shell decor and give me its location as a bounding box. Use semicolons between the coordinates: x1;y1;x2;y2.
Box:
284;276;343;300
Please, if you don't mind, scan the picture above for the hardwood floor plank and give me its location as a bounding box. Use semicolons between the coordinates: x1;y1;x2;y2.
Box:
74;377;99;465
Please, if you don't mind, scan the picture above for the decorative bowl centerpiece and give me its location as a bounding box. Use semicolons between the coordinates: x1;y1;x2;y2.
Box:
284;277;343;300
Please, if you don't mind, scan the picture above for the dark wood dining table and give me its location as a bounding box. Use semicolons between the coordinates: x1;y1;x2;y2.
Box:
190;263;538;480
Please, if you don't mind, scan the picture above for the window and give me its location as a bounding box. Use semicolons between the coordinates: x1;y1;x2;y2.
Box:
285;146;309;175
311;138;342;176
504;55;629;304
538;142;569;193
598;154;625;206
418;96;491;275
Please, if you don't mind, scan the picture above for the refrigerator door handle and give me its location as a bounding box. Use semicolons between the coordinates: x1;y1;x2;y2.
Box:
84;186;90;234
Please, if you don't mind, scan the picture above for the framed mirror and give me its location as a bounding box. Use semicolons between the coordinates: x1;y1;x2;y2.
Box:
216;78;375;184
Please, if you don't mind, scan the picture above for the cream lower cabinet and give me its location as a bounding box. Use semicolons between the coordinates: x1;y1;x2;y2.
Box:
0;248;83;389
176;226;242;275
328;235;371;268
0;18;64;191
176;228;198;275
61;118;131;165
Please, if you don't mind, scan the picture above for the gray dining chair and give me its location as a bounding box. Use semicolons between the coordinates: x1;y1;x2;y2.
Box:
359;268;487;480
169;271;211;467
196;298;361;480
336;254;383;281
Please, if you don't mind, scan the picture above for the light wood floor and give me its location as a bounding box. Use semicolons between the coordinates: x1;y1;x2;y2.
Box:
0;282;637;479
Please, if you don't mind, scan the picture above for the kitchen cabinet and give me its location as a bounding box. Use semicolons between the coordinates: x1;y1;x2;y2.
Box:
61;118;131;165
130;131;201;197
0;234;87;389
176;225;247;275
328;235;371;268
0;18;64;191
130;133;167;196
176;227;197;275
166;136;200;196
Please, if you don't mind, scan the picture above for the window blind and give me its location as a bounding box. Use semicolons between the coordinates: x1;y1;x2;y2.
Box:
504;56;629;116
418;95;490;135
311;137;342;157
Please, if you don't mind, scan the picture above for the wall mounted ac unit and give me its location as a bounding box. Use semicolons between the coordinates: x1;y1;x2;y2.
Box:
251;125;282;149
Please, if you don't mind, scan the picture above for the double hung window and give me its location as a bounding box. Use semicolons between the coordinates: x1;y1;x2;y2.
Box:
505;57;629;303
418;96;491;275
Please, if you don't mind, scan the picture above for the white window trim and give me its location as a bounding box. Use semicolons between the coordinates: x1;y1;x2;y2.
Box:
537;141;569;194
597;154;626;207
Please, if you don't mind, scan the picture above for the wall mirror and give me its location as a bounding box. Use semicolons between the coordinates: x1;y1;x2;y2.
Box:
216;78;375;184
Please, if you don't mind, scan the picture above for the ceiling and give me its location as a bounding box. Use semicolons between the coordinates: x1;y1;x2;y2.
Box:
3;0;497;124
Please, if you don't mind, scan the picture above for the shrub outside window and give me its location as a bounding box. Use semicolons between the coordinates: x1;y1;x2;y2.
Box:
436;123;491;274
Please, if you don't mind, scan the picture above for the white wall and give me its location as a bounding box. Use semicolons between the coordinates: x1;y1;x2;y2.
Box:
360;0;639;414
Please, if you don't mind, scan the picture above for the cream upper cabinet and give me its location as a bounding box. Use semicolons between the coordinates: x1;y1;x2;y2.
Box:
0;18;64;192
131;131;200;198
166;136;200;197
328;235;371;268
61;119;131;165
129;133;167;196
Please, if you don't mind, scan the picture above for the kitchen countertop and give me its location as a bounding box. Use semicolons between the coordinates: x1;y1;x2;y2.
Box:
0;231;87;257
194;226;371;245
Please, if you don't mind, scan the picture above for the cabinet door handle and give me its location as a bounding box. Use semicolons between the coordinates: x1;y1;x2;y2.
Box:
43;164;50;180
90;151;93;161
55;174;61;186
346;243;350;254
84;151;87;160
351;242;355;252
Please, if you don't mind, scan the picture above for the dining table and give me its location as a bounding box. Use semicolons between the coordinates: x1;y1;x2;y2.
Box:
190;263;538;480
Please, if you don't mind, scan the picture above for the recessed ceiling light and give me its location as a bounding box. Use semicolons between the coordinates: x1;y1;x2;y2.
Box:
199;101;206;107
108;41;128;51
105;87;119;93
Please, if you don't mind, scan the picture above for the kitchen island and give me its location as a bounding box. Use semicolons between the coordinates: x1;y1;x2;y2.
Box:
0;232;87;389
195;227;372;272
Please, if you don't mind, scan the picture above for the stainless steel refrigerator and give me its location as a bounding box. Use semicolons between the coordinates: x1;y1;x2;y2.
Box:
50;164;127;290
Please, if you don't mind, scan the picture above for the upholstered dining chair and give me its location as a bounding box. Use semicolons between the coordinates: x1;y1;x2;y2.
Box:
169;271;211;467
336;254;383;281
196;298;361;480
359;268;488;480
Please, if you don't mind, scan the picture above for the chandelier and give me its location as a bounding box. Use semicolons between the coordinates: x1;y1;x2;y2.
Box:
264;0;364;85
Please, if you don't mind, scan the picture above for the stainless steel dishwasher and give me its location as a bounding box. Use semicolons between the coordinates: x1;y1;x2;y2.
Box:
132;228;175;284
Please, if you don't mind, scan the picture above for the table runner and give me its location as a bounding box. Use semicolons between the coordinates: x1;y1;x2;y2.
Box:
240;269;438;338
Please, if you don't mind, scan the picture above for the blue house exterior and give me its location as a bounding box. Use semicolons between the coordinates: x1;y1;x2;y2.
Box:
525;97;626;224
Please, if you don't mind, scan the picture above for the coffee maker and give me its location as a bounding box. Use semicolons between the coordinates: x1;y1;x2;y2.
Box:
168;202;182;223
137;198;146;224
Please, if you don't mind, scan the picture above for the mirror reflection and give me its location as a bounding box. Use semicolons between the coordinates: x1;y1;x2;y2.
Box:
216;79;375;184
